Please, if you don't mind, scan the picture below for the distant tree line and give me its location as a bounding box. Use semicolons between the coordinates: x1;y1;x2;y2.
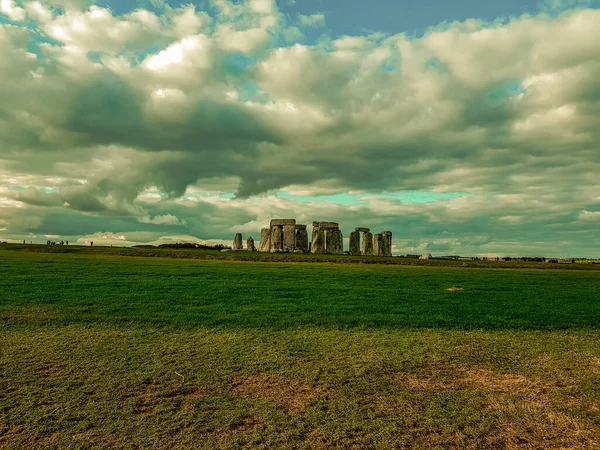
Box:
132;243;231;251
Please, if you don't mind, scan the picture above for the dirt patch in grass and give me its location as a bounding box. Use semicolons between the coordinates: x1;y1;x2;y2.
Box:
232;373;325;413
119;378;206;416
446;286;464;292
228;416;263;434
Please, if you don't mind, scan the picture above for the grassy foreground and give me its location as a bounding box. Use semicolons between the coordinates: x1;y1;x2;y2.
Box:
1;248;600;449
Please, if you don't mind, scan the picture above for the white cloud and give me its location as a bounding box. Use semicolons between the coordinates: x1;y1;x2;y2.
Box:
140;213;184;225
579;210;600;221
298;13;325;28
1;0;25;21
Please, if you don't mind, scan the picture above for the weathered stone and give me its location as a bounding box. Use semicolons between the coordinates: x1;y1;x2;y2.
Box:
296;228;309;253
349;230;361;255
326;229;344;254
295;224;307;230
270;225;283;252
382;231;393;257
283;224;296;252
355;227;370;233
373;233;383;256
246;237;256;252
311;227;325;254
233;233;243;251
258;228;271;252
270;219;296;227
312;221;339;229
362;231;373;256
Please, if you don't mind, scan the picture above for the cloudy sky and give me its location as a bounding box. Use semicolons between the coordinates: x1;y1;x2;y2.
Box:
1;0;599;257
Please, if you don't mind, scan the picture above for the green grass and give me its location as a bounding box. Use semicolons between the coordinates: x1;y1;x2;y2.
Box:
1;248;600;448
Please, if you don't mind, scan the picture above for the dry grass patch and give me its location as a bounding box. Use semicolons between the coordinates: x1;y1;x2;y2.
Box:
393;373;452;390
463;366;599;449
392;364;600;449
232;373;325;413
458;366;543;393
0;305;59;324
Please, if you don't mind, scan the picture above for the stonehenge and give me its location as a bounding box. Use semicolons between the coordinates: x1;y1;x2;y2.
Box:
373;231;392;257
271;219;298;253
270;224;284;252
233;219;392;257
373;233;383;256
258;228;271;252
233;233;243;250
349;230;360;255
350;227;375;256
311;226;325;254
296;225;309;253
313;221;343;254
382;231;393;257
326;229;344;254
362;231;374;256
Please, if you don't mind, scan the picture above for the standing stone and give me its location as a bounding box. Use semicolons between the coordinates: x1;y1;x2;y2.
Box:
362;231;374;256
270;225;283;252
258;228;271;252
349;230;361;255
327;229;344;254
311;227;325;254
325;229;334;254
382;231;393;257
283;224;296;252
233;233;243;251
246;237;256;252
373;233;383;256
295;226;309;253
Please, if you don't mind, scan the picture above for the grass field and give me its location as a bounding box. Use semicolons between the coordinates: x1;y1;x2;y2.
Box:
2;246;600;448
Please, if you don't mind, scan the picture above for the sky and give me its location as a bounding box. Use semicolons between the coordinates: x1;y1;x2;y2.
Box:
0;0;599;257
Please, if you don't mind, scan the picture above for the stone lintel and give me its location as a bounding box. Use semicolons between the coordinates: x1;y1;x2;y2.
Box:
312;221;339;228
355;227;371;233
270;219;296;226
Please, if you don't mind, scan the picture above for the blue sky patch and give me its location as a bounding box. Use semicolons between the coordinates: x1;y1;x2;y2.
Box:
426;58;449;74
275;190;473;205
488;80;527;101
224;53;255;74
380;62;396;73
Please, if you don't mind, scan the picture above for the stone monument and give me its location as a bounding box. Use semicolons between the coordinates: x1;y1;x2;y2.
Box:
295;225;309;253
233;233;243;250
258;228;271;252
